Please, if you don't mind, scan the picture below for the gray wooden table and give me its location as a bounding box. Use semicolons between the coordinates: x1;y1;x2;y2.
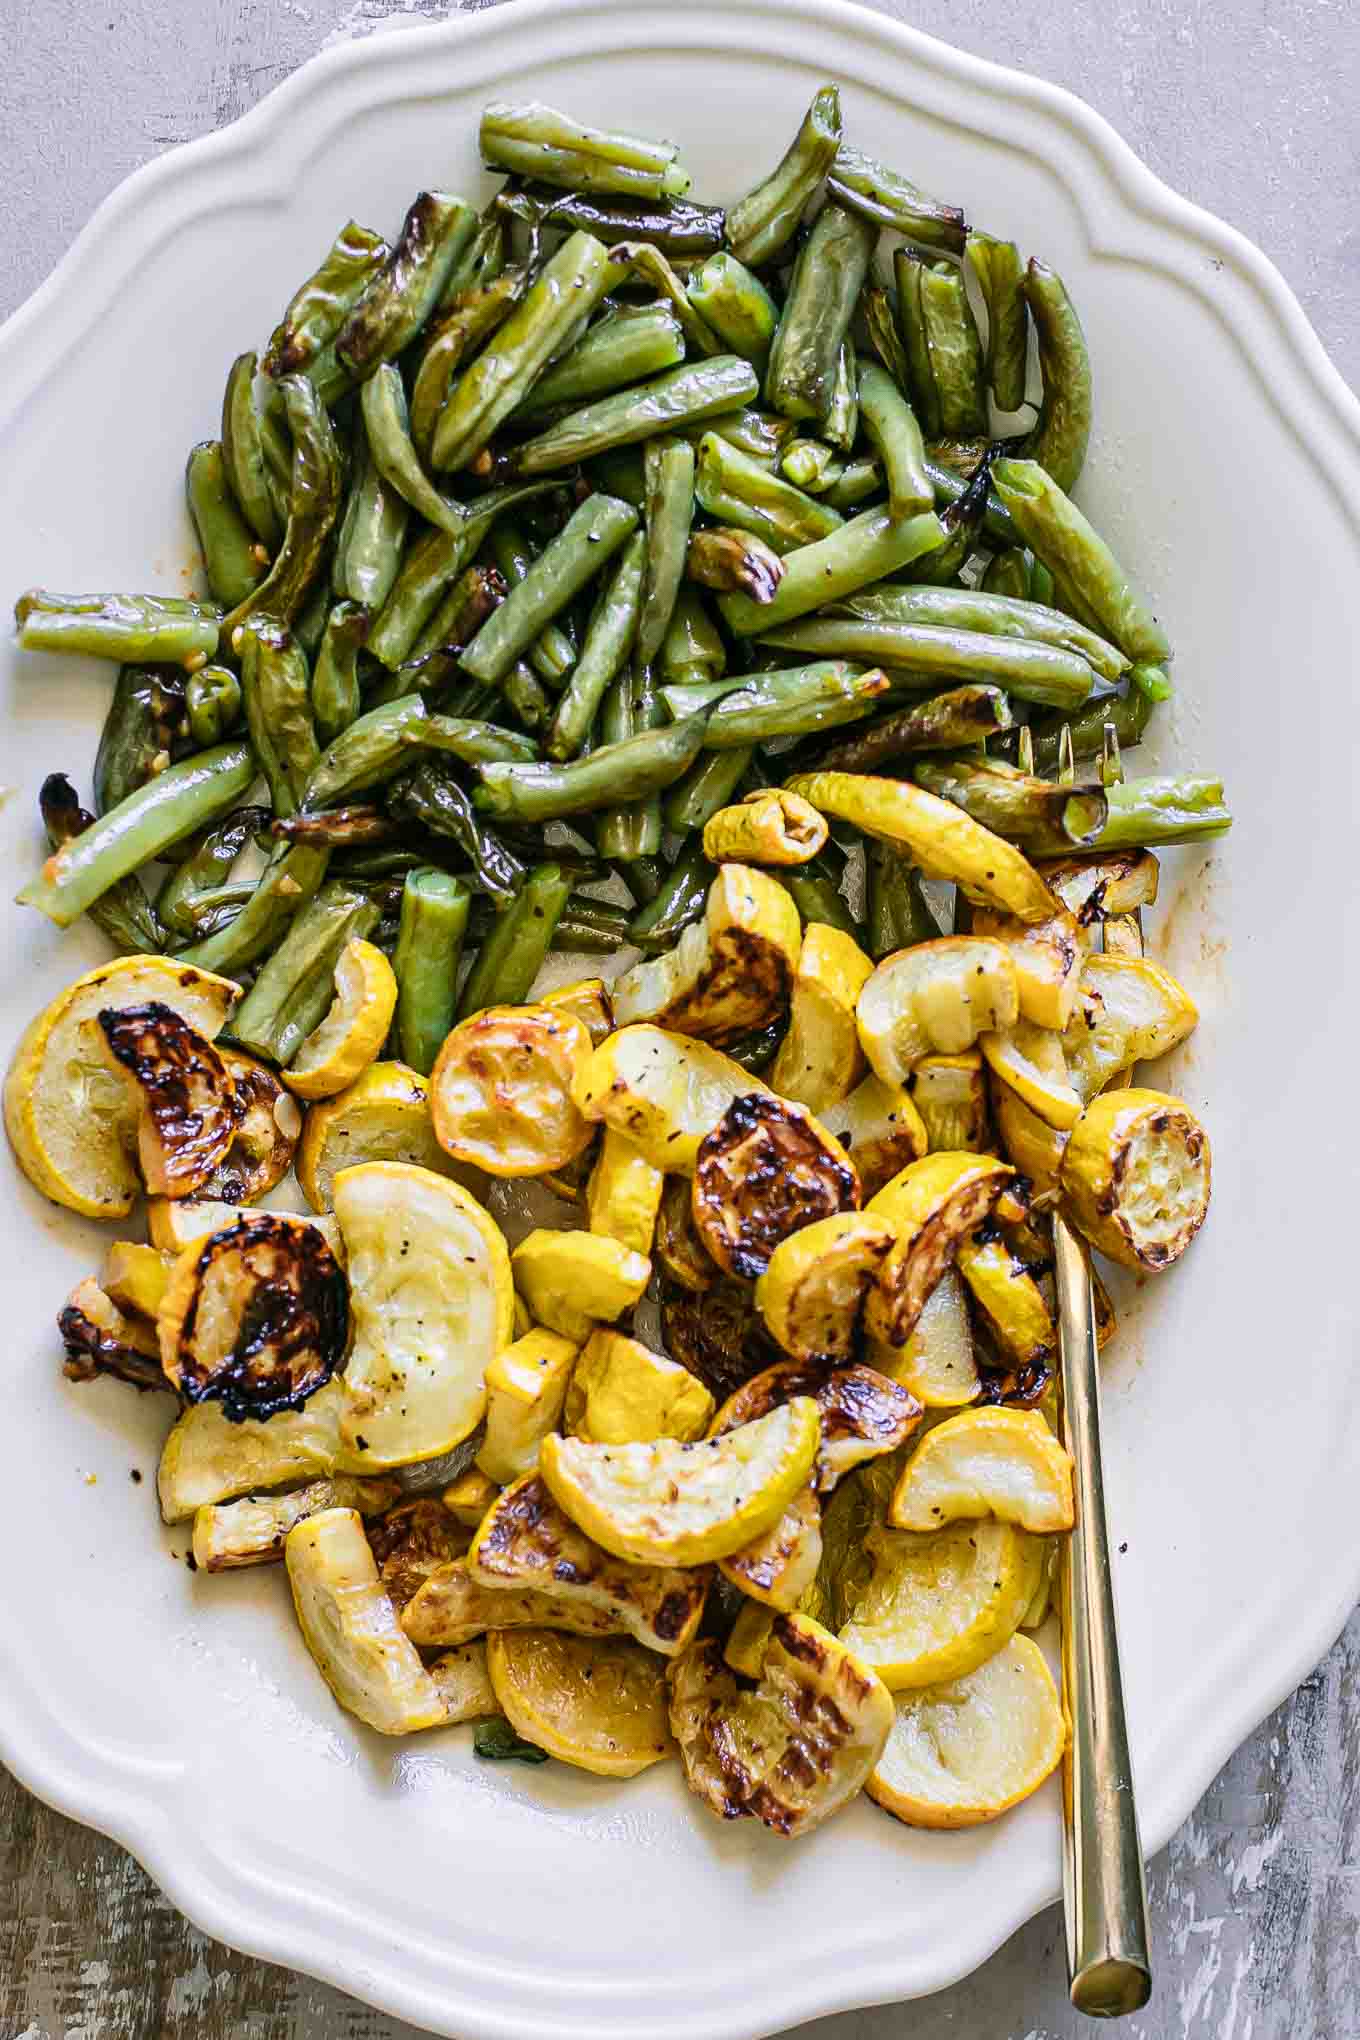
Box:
3;3;1356;2034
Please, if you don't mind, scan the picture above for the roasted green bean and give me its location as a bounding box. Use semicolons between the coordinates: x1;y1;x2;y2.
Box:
694;432;842;554
913;757;1107;847
627;840;709;948
867;839;940;956
221;351;284;550
460;493;638;684
361;364;466;535
173;840;330;970
686;527;784;602
990;458;1171;666
222;376;343;640
185;663;243;748
475;709;708;824
156;804;269;937
1019;259;1092;492
919;260;987;438
301;693;431;810
757;614;1094;709
518;304;686;422
335;191;477;379
16;591;219;666
312;602;369;747
662;662;889;748
410;270;525;460
815;686;1014;772
392;868;469;1073
663;744;755;833
718;506;945;635
509;355;760;476
38;774;164;954
386;760;525;908
488;522;576;686
968;233;1028;412
657;586;727;688
333;426;409;613
456;862;573;1018
826;144;966;253
726;85;842;269
503;183;725;256
230;882;379;1064
841;583;1127;681
686;253;779;369
186;442;267;609
92;663;187;814
238;621;317;819
547;529;646;761
634;435;695;668
855;359;933;521
480;102;691;201
263;219;389;380
766;204;877;423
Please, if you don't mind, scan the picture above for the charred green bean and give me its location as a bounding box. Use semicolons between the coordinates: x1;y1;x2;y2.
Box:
474;709;708;824
480;102;691;201
990;458;1171;666
460;493;638;684
856;359;933;521
766;204;877;423
335;192;477;379
16;591;219;666
510;355;760;476
719;505;946;635
456;861;573;1018
726;85;842;270
968;233;1028;413
186;442;267;609
392;868;469;1074
312;602;368;747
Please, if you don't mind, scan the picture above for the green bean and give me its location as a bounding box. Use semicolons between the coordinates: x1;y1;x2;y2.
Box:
841;584;1128;682
480;101;690;201
184;664;243;748
726;85;841;269
779;871;860;938
367;479;559;669
156;804;269;937
627;841;709;948
821;340;859;452
409;270;525;461
1077;775;1231;852
924;452;1016;549
967;234;1028;413
222;376;343;640
918;261;987;438
488;523;576;686
662;662;889;748
460;493;639;684
912;758;1107;846
633;436;695;668
37;773;164;954
677;408;797;468
387;761;525;907
1019;259;1092;493
270;806;397;848
766;204;877;424
432;232;615;472
312;602;368;747
185;441;266;610
505;183;724;256
1130;660;1174;703
517;304;686;425
757;615;1093;710
333;192;477;380
457;862;573;1019
333;426;408;613
823;459;886;512
606;243;724;358
262;219;389;380
547;529;646;760
657;586;727;688
17;741;254;929
892;250;941;439
549;896;632;954
685;253;778;370
663;744;755;832
856;359;933;521
221;351;283;550
403;564;507;690
501;661;552;731
990;458;1171;666
694;432;841;555
475;709;708;826
825;144;966;253
172;841;329;970
620;856;666;906
236;621;316;819
687;526;784;602
510;355;760;477
15;591;218;666
598;664;669;860
91;664;186;813
867;840;940;956
302;693;431;809
331;845;428;881
256;381;293;517
230;883;379;1064
441;217;507;304
861;281;913;391
780;440;844;494
392;869;469;1074
980;547;1031;601
815;686;1014;772
718;506;945;636
294;577;332;662
360;364;465;535
398;713;537;766
1031;686;1153;773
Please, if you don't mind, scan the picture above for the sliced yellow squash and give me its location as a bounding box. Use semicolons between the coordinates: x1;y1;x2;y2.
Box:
465;1470;708;1655
332;1161;513;1469
191;1476;400;1572
866;1151;1013;1347
285;1506;446;1735
955;1233;1056;1371
367;1496;474;1612
95;1001;242;1198
542;975;613;1047
147;1194;342;1257
1063;952;1199;1103
868;1634;1066;1828
476;1328;578;1486
157;1377;347;1523
653;1173;718;1290
585;1126;665;1256
858;937;1019;1081
839;1519;1044;1689
970;903;1083;1031
870;1269;980;1407
701;788;828;865
755;1211;895;1363
511;1229;651;1343
488;1628;673;1778
1061;1086;1212;1271
427;1640;497;1724
296;1059;481;1212
718;1482;823;1610
398;1559;627;1647
691;1091;859;1279
710;1358;922;1491
102;1240;174;1323
769;921;873;1113
991;1082;1068;1195
570;1023;769;1173
612;863;802;1046
282;938;397;1100
907;1051;992;1154
441;1467;501;1528
979;1018;1084;1131
201;1048;300;1203
539;1398;821;1566
820;1071;928;1198
565;1327;715;1445
429;1002;594;1177
889;1407;1075;1532
1036;849;1159;930
5;955;237;1217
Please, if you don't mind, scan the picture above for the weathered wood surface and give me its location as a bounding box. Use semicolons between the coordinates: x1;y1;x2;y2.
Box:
3;2;1357;2035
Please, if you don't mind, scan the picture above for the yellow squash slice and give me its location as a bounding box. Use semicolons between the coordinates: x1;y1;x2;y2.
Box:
691;1091;859;1279
441;1467;501;1528
102;1240;174;1322
1062;953;1199;1103
332;1161;513;1469
755;1211;895;1363
5;955;237;1216
488;1629;673;1778
285;1506;446;1736
542;975;613;1046
565;1327;715;1445
970;904;1084;1031
866;1152;1013;1347
769;921;873;1113
870;1270;980;1407
296;1060;481;1212
57;1275;165;1391
430;1002;594;1177
786;771;1057;924
511;1229;651;1343
612;863;802;1046
653;1173;718;1291
710;1359;922;1492
1061;1086;1212;1271
200;1048;300;1203
868;1634;1066;1828
955;1234;1056;1371
539;1398;821;1566
95;1001;243;1198
191;1476;401;1572
367;1496;474;1612
979;1018;1085;1131
157;1378;348;1522
283;939;398;1100
147;1195;342;1257
464;1471;708;1654
889;1407;1075;1532
427;1641;498;1724
858;938;1019;1083
585;1127;665;1256
839;1519;1044;1689
701;788;829;866
907;1051;992;1154
398;1559;627;1648
669;1614;893;1835
571;1023;770;1174
476;1328;578;1486
820;1071;928;1199
1036;849;1159;931
718;1482;823;1610
992;1083;1068;1195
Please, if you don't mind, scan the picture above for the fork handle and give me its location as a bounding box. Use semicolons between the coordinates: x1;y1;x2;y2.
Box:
1054;1213;1153;2017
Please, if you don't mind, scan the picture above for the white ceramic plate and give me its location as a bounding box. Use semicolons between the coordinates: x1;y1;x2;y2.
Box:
2;2;1358;2033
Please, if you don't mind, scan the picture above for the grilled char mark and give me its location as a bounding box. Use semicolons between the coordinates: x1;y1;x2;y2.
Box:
694;1093;859;1280
97;1000;243;1193
58;1304;170;1394
176;1215;347;1423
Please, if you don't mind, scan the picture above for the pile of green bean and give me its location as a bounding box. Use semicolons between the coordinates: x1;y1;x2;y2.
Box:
12;90;1229;1072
